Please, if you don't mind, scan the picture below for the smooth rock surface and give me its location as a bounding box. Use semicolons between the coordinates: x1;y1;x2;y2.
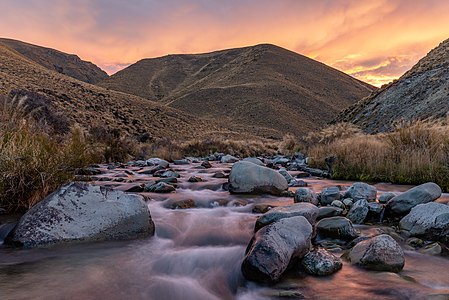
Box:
10;182;154;247
348;234;405;273
387;182;442;215
255;203;319;231
242;216;312;282
399;202;449;241
316;217;359;241
228;161;288;195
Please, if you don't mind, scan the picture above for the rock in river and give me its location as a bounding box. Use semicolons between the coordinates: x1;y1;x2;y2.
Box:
300;248;343;276
9;182;154;247
346;199;369;224
316;217;359;241
294;188;318;205
344;182;377;202
242;216;312;282
228;161;288;195
319;187;341;205
399;202;449;241
348;234;405;273
386;182;442;215
254;202;319;231
220;154;239;163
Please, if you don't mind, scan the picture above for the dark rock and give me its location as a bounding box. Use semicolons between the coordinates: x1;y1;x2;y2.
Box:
173;159;190;165
212;172;226;178
344;182;377;202
386;182;442;215
165;199;196;209
346;199;369;224
125;184;145;193
300;248;343;276
0;222;17;244
255;203;319;231
253;204;276;214
319;187;341;205
348;234;405;273
188;176;203;182
201;160;212;168
156;177;178;184
144;182;176;193
146;158;169;168
331;200;345;209
160;170;180;178
242;216;312;282
316;217;359;241
294;188;318;205
378;192;396;204
317;207;343;220
137;165;164;175
279;168;295;183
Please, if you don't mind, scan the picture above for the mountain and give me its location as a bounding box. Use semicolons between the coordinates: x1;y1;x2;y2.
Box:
0;38;108;84
336;38;449;133
0;41;223;139
98;44;375;137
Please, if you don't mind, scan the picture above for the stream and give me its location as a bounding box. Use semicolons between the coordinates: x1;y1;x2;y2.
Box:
1;162;449;300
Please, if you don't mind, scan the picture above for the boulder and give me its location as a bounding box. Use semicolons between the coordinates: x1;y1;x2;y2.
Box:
242;157;265;166
346;199;369;224
344;182;377;202
173;159;190;165
188;176;203;182
242;216;312;282
146;158;169;168
228;161;288;195
254;203;319;231
144;182;176;193
201;161;212;168
348;234;405;273
294;188;318;205
300;248;343;276
319;187;341;205
331;200;345;209
316;217;359;241
386;182;442;215
317;207;343;220
220;155;239;163
160;170;180;178
399;202;449;241
279;168;295;183
9;183;154;247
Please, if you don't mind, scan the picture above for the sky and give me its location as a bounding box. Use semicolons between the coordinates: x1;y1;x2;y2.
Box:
1;0;449;87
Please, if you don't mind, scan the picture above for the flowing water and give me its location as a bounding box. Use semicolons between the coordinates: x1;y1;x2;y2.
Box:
1;162;449;300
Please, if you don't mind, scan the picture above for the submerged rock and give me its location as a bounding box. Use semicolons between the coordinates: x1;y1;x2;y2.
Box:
348;234;405;273
300;248;343;276
344;182;377;202
242;216;312;282
399;202;449;241
228;161;288;195
386;182;442;215
9;182;154;247
255;203;319;231
316;217;359;241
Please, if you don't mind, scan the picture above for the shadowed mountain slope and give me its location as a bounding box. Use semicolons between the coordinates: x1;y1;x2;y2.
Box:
99;44;375;137
336;38;449;133
0;38;108;84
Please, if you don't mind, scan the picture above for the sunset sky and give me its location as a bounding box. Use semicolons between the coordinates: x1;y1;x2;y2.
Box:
1;0;449;86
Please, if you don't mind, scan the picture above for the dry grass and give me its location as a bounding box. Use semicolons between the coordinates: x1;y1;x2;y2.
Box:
307;122;449;191
0;94;101;212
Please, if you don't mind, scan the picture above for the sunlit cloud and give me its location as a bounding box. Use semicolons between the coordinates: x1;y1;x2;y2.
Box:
0;0;448;86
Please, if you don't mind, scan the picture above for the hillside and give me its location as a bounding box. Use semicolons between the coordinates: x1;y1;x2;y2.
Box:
99;44;375;137
0;43;224;140
336;38;449;133
0;38;108;84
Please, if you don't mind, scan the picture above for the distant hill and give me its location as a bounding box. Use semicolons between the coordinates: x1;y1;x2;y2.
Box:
0;38;108;84
336;38;449;132
0;42;223;140
99;44;375;137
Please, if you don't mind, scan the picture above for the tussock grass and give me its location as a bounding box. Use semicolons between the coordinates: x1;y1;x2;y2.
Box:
307;121;449;191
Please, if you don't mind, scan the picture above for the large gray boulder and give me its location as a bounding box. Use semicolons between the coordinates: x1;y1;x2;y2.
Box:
242;216;312;282
348;234;405;273
399;202;449;241
9;182;154;247
319;187;341;205
386;182;442;215
294;188;318;205
228;161;288;195
344;182;377;202
255;203;319;231
300;248;343;276
316;217;359;241
346;199;369;224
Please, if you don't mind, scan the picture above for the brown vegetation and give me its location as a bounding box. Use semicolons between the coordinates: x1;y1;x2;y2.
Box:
306;121;449;191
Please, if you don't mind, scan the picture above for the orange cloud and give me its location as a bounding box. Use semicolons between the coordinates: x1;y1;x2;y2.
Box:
0;0;448;86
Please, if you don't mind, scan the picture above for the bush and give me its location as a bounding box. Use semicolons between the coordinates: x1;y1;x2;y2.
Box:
307;121;449;191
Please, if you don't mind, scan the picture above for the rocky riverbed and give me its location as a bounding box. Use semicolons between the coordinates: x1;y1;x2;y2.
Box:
1;155;449;299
